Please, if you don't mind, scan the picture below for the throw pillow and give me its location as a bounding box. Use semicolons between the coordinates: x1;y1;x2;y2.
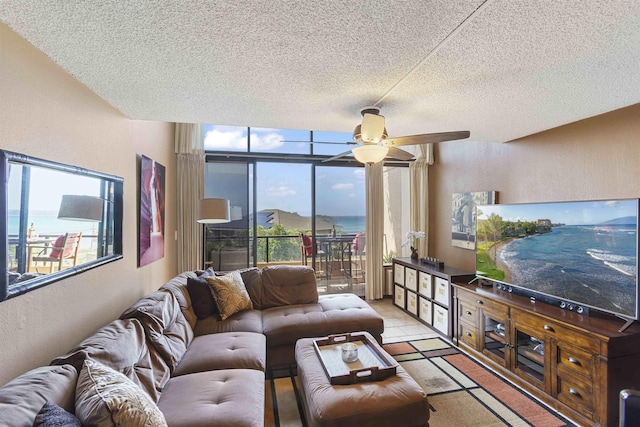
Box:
206;271;253;320
75;359;167;427
186;271;218;320
34;402;81;427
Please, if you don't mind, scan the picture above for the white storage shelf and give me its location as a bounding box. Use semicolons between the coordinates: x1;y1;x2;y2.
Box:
392;258;474;339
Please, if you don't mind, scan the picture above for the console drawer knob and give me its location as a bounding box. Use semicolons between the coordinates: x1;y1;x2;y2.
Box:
543;325;555;332
568;357;581;365
568;388;581;398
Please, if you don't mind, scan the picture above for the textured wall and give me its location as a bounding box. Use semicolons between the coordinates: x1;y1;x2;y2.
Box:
0;23;177;385
430;103;640;272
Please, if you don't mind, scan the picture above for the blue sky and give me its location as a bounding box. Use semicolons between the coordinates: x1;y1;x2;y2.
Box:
477;200;638;225
205;125;366;217
8;166;101;211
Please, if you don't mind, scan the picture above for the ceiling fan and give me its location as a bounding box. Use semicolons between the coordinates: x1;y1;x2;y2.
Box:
322;106;470;164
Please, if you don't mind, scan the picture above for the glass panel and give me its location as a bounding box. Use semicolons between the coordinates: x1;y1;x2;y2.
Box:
312;131;355;157
203;125;248;152
483;315;508;361
383;165;410;261
1;150;123;300
204;162;252;270
250;128;311;154
255;162;311;266
515;329;545;383
315;165;365;296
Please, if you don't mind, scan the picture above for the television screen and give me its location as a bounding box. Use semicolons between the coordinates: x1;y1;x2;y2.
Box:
475;199;639;320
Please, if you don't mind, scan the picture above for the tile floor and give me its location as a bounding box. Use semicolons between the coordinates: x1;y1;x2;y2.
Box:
368;298;441;343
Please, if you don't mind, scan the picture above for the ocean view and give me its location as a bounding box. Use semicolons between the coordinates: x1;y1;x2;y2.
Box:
498;225;637;317
9;212;98;236
333;216;366;234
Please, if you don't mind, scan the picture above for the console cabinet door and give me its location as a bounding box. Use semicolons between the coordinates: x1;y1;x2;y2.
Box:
480;306;510;369
511;321;547;391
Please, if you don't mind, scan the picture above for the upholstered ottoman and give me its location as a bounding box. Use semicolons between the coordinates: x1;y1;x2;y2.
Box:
295;332;430;427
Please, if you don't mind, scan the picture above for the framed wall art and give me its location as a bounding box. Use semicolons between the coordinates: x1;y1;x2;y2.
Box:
138;155;165;266
452;191;497;250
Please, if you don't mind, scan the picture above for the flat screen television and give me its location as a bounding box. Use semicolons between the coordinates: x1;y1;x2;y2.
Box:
475;199;639;323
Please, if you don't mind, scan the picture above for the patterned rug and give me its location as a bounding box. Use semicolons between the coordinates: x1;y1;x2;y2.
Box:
265;338;578;427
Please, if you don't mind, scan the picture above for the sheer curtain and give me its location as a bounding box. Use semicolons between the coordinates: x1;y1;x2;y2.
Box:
409;144;434;258
365;162;384;300
175;123;204;272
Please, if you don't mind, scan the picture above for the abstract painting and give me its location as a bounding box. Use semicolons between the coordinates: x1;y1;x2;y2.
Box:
138;155;165;266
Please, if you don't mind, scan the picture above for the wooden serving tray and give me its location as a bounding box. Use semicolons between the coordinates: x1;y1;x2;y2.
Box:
312;332;398;385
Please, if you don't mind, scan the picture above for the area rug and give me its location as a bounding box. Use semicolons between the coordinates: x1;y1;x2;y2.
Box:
265;337;578;427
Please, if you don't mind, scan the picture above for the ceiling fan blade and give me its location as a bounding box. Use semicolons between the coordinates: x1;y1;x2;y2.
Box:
361;113;385;143
321;149;354;163
386;147;415;161
385;131;470;147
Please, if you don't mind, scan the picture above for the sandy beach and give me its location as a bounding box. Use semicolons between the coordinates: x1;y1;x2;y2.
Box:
490;238;515;283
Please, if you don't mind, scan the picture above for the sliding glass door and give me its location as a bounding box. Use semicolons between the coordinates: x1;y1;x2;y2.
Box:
255;162;312;267
203;161;253;271
315;165;366;295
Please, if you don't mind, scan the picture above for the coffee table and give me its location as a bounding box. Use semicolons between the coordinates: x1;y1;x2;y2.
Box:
295;331;430;427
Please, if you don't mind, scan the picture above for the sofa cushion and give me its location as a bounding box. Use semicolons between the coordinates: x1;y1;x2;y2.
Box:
50;318;170;403
262;294;384;352
33;402;81;427
261;265;318;309
206;271;253;320
75;359;167;427
173;332;266;376
187;268;218;319
120;290;194;373
261;304;326;347
318;293;385;338
158;369;264;427
193;309;263;336
238;267;263;310
159;271;200;330
0;364;77;427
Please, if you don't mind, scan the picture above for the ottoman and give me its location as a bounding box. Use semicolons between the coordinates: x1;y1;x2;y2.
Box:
295;332;430;427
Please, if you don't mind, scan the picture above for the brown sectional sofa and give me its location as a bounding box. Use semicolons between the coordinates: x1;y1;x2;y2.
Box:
0;265;384;426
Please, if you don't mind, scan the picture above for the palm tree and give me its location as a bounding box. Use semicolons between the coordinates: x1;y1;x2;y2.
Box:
486;213;503;264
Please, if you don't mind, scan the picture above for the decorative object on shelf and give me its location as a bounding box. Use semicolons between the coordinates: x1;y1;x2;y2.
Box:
421;257;444;269
402;230;425;260
451;191;496;250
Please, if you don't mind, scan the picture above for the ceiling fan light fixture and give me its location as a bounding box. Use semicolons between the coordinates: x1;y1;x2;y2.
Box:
361;113;386;143
352;144;389;164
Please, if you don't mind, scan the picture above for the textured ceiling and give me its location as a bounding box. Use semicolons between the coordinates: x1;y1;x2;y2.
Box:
1;0;639;143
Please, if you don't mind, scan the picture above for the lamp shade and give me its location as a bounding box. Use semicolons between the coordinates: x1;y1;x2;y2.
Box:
58;195;104;222
352;144;389;164
197;198;231;223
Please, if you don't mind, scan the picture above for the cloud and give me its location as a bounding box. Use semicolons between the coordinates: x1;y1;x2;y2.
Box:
251;128;285;151
204;127;286;151
353;169;365;179
332;183;354;190
204;128;246;149
266;186;296;197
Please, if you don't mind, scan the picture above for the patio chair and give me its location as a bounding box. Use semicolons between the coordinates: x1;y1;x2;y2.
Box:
31;232;82;273
300;233;327;278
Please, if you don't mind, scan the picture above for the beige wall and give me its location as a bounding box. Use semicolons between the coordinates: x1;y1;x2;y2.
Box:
0;23;177;385
430;103;640;273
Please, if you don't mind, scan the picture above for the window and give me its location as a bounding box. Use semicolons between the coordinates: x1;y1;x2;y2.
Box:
1;150;123;300
204;125;411;297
